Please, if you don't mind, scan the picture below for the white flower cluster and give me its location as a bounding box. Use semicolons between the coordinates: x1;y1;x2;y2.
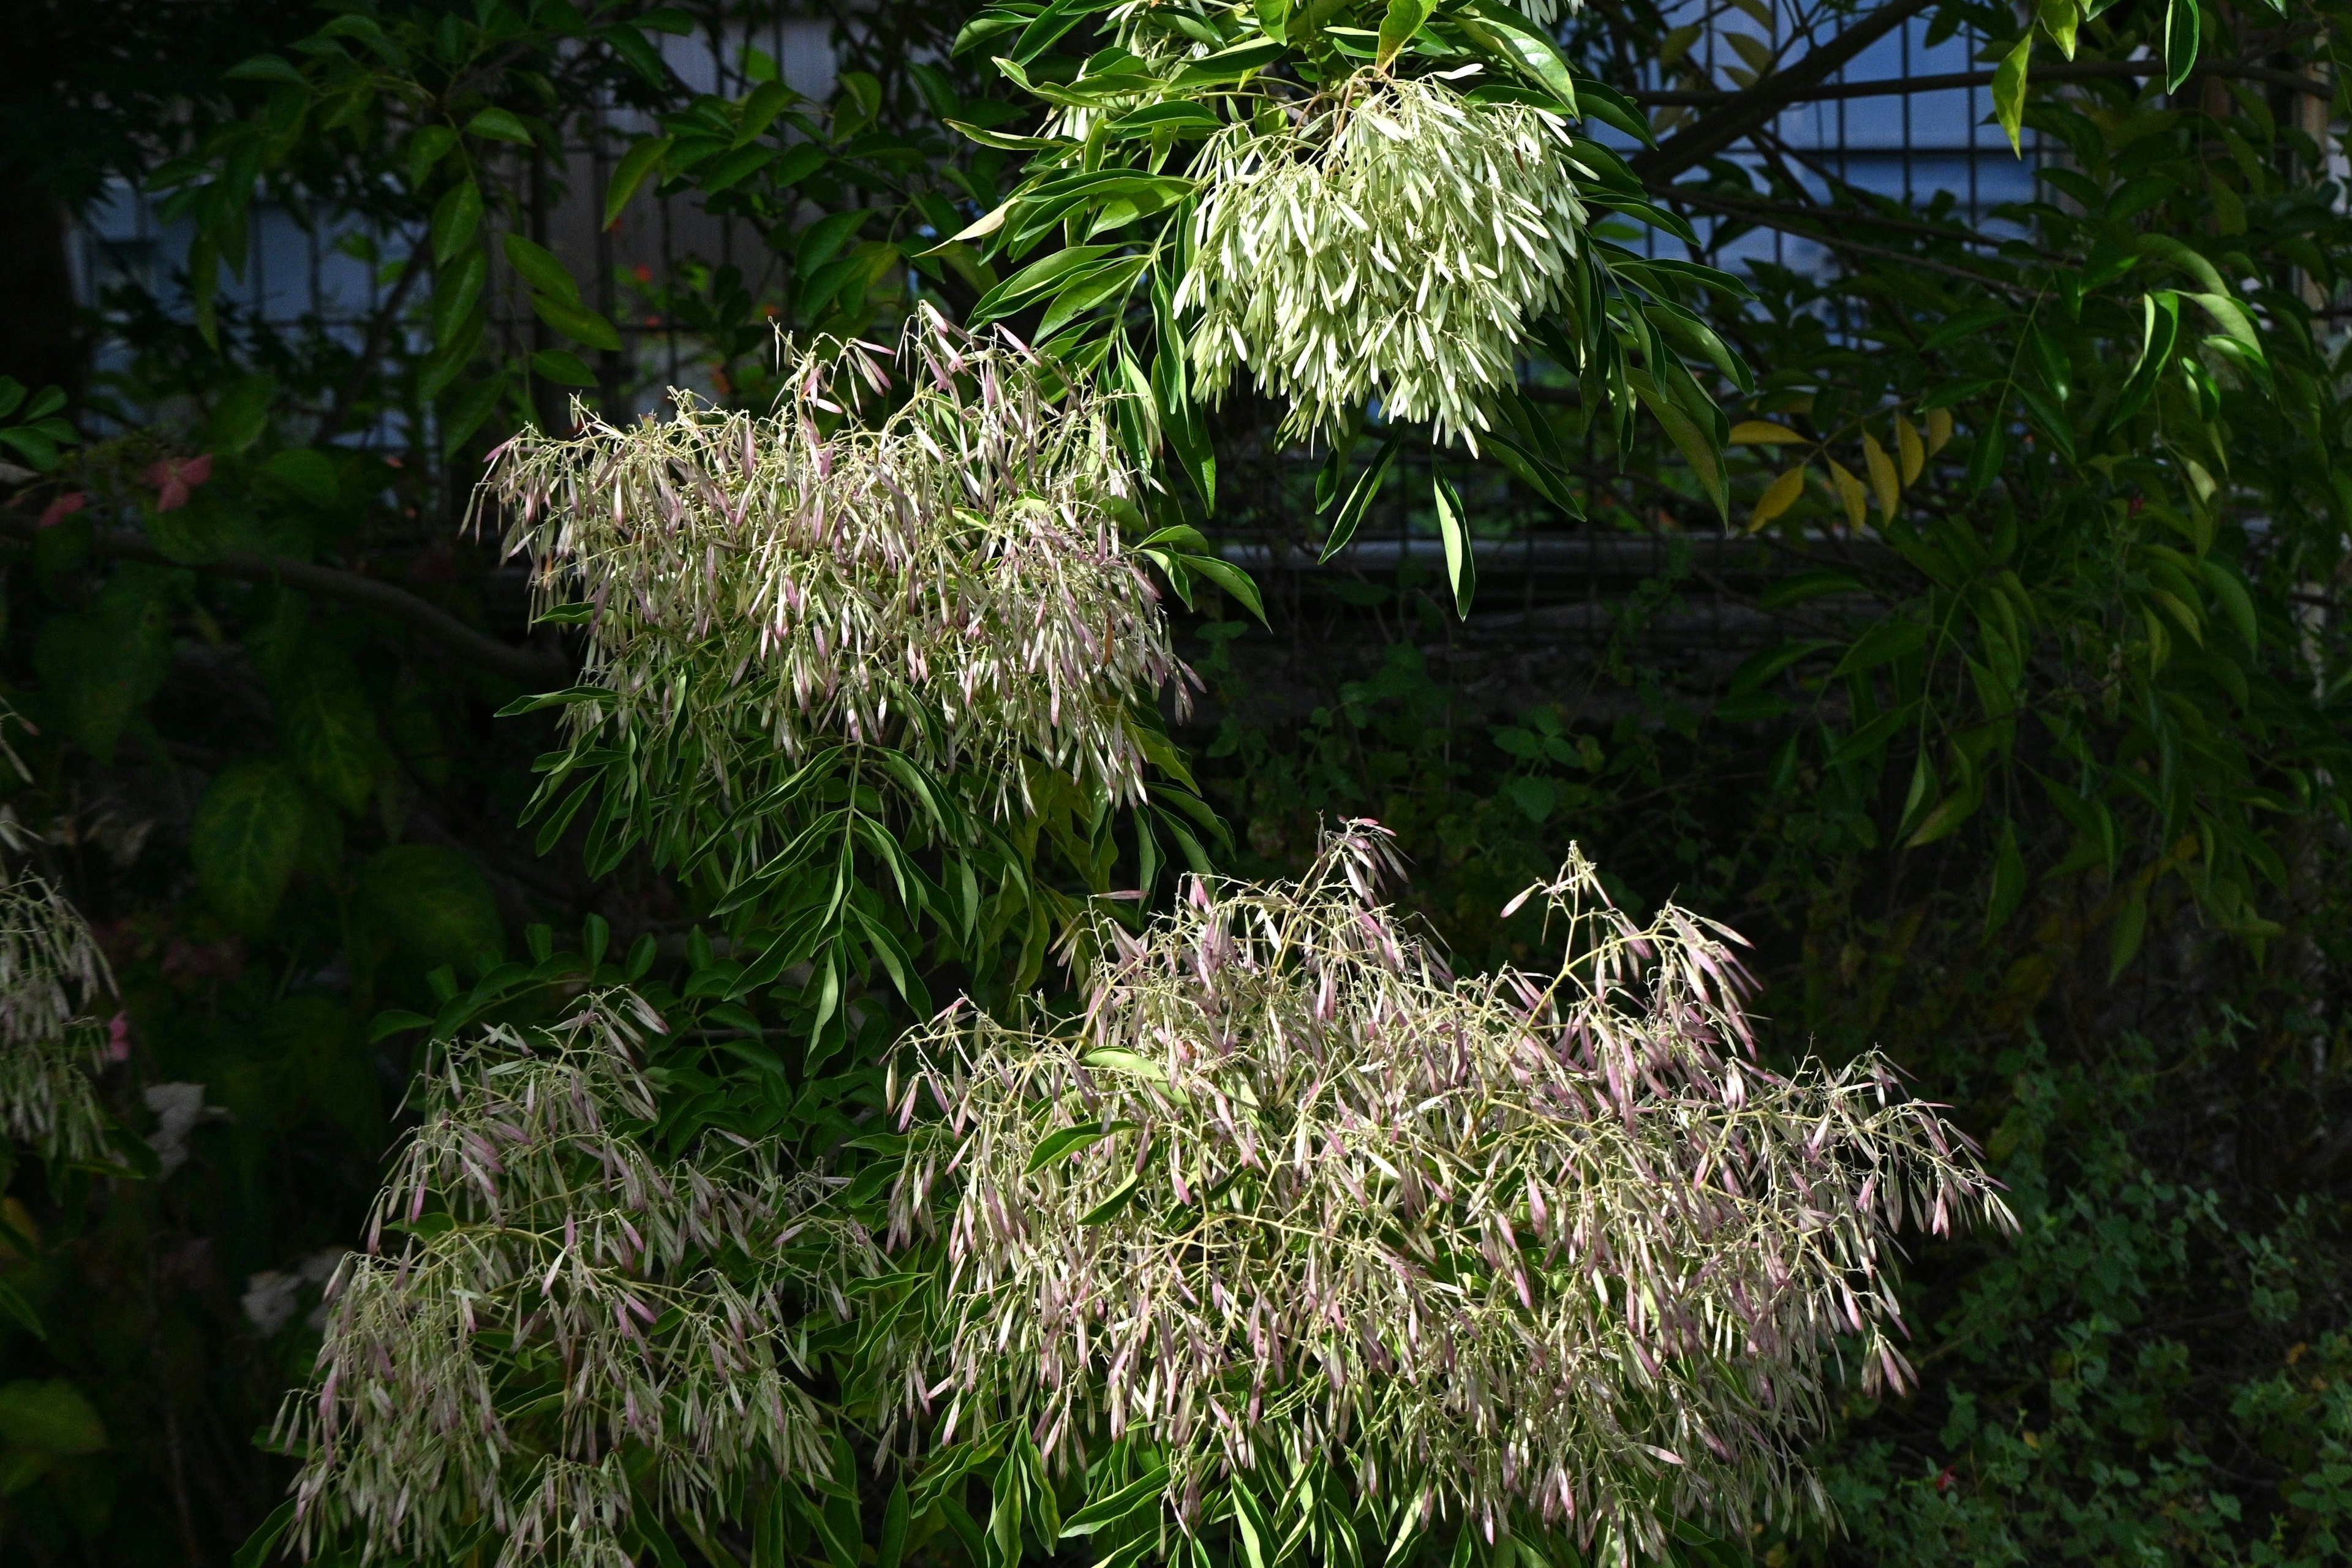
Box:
888;828;2010;1558
278;993;876;1568
0;872;114;1161
1178;74;1588;448
480;310;1194;827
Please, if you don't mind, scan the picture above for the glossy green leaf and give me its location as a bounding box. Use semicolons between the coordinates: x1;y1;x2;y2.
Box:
1433;473;1477;617
431;179;483;265
532;349;598;387
2162;0;2199;92
503;232;580;304
604;135;674;227
1322;432;1403;561
1378;0;1439;68
1993;32;2032;155
466;107;535;145
531;293;624;352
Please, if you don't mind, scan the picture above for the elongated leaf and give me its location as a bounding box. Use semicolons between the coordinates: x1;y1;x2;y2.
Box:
504;234;580;304
1080;1172;1145;1226
1378;0;1439;68
604;135;673;227
1322;433;1403;560
466;107;534;146
431;180;482;266
1993;32;2032;154
1747;465;1807;532
1863;429;1899;516
0;1279;43;1341
532;293;624;352
1832;618;1931;679
2163;0;2199;92
1063;1468;1170;1536
432;251;486;345
1433;474;1476;617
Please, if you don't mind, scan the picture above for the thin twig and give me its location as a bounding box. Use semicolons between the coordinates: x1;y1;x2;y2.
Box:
1665;189;2032;294
0;513;568;686
1634;0;1939;182
1633;55;2337;107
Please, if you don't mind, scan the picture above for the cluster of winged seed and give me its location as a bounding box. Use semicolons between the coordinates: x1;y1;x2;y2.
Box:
1178;74;1588;449
478;308;1193;825
279;993;880;1568
889;827;2011;1559
0;872;113;1161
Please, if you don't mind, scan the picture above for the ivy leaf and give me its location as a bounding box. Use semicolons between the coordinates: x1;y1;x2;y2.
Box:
276;658;385;816
208;372;276;453
262;448;341;508
191;760;307;934
33;576;172;762
361;845;507;976
0;1379;106;1454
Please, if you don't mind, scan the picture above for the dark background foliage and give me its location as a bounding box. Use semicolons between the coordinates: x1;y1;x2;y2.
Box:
1;1;2348;1565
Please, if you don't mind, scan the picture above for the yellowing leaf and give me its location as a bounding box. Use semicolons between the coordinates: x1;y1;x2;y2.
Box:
1896;415;1924;486
1993;32;2032;156
1747;465;1807;532
1728;420;1807;445
2036;0;2079;60
1828;459;1868;533
1725;32;1777;77
1925;407;1953;456
1863;430;1900;517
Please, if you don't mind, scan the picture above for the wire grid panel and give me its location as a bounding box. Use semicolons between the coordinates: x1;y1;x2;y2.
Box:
69;4;2043;422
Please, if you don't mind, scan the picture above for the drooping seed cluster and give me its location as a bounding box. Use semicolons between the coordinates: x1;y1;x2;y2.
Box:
888;826;2010;1560
0;872;114;1161
1178;74;1589;448
278;992;880;1568
478;309;1194;832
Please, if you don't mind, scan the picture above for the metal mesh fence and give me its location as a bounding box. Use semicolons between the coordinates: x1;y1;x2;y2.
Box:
70;4;2040;414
